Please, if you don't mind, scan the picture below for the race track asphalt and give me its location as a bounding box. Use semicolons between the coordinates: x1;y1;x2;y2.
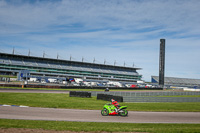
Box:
1;106;200;123
1;88;200;123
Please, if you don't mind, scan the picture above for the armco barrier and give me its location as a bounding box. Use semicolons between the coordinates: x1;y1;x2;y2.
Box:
97;94;123;102
69;91;91;98
123;96;200;102
91;91;200;97
93;91;200;102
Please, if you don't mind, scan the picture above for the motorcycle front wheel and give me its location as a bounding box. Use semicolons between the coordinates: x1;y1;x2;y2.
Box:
119;109;128;117
101;109;109;116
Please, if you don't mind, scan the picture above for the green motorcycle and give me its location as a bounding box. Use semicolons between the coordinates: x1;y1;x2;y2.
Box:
101;103;128;116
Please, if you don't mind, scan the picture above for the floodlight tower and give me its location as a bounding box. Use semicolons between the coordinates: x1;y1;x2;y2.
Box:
159;39;165;87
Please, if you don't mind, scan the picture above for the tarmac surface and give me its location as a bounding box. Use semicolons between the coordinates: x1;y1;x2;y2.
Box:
1;106;200;123
1;88;200;123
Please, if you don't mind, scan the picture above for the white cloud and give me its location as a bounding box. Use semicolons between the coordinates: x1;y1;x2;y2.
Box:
1;0;200;34
0;0;200;81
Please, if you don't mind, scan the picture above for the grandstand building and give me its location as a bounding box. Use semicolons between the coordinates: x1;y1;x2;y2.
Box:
0;52;142;83
152;76;200;87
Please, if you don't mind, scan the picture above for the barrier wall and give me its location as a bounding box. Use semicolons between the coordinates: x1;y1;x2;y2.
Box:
92;91;200;102
69;91;91;98
91;91;200;97
0;84;60;88
97;94;123;102
123;97;200;102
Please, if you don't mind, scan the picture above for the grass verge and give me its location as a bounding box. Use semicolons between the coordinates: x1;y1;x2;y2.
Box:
1;92;200;111
0;119;200;133
0;75;17;78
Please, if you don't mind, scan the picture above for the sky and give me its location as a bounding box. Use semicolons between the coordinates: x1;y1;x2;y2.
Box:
0;0;200;81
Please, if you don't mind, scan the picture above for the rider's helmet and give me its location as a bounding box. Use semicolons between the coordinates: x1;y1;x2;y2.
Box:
111;99;115;102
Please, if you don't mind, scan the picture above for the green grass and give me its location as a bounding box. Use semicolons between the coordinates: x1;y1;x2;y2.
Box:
1;92;200;132
0;119;200;133
1;92;200;111
0;75;17;78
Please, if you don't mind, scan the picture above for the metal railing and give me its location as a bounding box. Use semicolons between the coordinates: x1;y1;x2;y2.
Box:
91;91;200;97
91;91;200;102
123;97;200;102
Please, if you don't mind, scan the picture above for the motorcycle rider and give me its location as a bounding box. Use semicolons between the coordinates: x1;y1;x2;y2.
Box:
111;99;120;112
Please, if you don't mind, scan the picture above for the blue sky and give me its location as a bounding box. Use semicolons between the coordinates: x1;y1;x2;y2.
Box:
0;0;200;81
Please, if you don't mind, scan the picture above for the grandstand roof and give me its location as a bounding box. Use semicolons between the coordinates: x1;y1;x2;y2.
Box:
0;52;141;71
152;76;200;86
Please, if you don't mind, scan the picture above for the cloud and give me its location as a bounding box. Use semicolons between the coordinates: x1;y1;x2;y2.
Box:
1;0;200;35
0;0;200;81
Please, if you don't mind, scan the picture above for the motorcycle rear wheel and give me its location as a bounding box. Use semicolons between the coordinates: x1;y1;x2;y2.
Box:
101;109;109;116
119;109;128;117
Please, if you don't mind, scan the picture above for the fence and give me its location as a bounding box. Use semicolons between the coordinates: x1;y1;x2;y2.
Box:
123;97;200;102
91;91;200;102
91;91;200;97
97;94;123;102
